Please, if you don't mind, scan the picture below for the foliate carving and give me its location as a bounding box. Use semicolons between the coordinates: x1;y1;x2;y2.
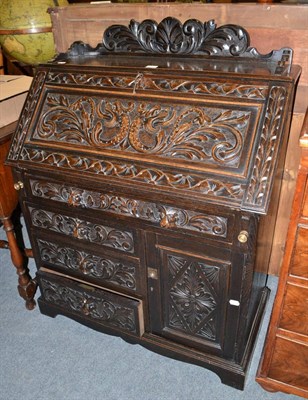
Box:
167;254;220;341
46;72;135;89
30;179;228;238
33;93;250;166
139;78;268;99
243;86;287;211
37;239;137;290
21;148;245;202
29;208;134;253
7;71;46;161
102;18;249;56
63;17;291;65
46;72;268;100
39;278;137;333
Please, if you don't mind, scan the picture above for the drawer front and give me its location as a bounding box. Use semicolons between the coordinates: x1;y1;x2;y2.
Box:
290;225;308;279
27;177;231;241
34;236;140;293
37;270;144;336
279;283;308;336
302;176;308;218
27;205;136;254
268;337;308;391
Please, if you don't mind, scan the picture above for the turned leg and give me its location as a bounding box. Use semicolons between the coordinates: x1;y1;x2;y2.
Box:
1;216;37;310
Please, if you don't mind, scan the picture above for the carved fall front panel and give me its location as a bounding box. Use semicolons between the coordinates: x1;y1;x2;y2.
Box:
32;92;252;168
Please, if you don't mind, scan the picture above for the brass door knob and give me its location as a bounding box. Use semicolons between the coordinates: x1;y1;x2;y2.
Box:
238;230;249;243
14;181;24;191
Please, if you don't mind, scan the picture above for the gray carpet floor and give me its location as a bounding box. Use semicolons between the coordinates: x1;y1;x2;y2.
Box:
0;222;300;400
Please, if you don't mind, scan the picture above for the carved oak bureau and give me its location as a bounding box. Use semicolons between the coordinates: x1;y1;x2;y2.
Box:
6;18;301;389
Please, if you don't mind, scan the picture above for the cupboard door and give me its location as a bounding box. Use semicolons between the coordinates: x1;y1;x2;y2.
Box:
147;233;233;356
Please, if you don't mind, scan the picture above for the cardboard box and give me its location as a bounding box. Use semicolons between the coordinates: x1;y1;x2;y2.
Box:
0;75;33;128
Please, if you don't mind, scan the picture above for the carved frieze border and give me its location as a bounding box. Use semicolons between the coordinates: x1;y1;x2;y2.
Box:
30;179;228;238
21;148;245;205
46;71;268;100
242;86;287;212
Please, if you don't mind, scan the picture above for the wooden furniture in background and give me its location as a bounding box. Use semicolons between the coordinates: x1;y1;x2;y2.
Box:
0;47;4;75
256;110;308;398
49;2;308;276
0;122;36;310
6;18;300;389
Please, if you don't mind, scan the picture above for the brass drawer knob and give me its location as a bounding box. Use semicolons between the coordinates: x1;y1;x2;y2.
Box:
14;181;24;191
148;267;158;280
238;230;249;243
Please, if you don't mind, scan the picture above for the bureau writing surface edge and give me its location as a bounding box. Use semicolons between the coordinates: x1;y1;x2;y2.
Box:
6;18;301;389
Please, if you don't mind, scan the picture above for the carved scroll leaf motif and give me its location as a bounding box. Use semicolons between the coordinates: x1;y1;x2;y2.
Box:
37;94;98;146
46;72;268;100
40;278;137;332
167;254;219;340
102;17;249;57
64;17;291;65
141;78;268;99
30;180;228;238
22;148;245;202
47;72;136;89
244;86;286;209
35;93;249;165
38;239;136;289
30;208;134;253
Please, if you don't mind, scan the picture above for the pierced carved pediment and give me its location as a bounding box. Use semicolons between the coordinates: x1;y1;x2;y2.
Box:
63;16;292;67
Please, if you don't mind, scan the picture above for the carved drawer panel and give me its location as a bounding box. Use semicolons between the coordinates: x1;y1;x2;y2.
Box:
37;269;144;336
27;205;136;254
35;237;140;293
28;177;230;240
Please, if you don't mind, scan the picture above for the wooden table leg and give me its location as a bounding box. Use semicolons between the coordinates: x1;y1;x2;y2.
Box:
0;121;36;309
1;216;37;310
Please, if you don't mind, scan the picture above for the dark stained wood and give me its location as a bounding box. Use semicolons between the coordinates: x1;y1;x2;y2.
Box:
6;18;300;390
256;109;308;398
49;3;308;276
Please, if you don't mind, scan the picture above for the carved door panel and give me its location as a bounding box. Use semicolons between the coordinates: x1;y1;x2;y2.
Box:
147;233;234;356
